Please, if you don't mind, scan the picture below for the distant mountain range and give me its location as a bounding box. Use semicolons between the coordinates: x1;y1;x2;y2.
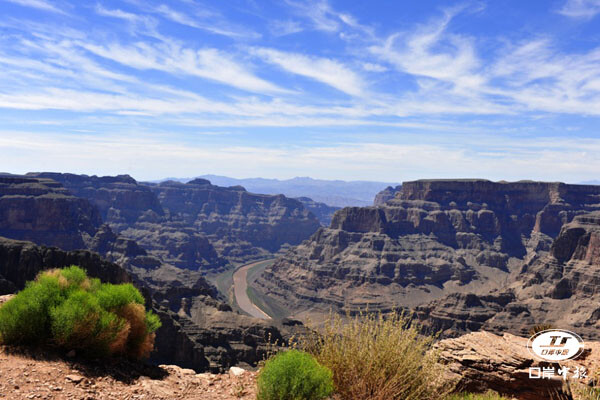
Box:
154;175;401;207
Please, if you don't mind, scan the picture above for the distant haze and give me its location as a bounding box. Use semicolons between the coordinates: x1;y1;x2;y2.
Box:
156;175;400;207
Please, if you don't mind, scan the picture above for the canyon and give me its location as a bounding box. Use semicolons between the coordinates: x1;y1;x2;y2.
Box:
255;179;600;339
0;173;316;372
5;172;600;387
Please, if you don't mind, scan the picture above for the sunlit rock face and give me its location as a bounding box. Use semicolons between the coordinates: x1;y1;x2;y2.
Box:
256;179;600;338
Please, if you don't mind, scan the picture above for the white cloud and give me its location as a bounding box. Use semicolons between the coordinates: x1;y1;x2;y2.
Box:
81;41;287;94
94;4;159;37
284;0;373;37
490;39;600;114
95;5;141;22
269;20;303;36
285;0;340;32
370;11;483;92
3;131;600;183
2;0;63;14
253;48;365;96
362;63;387;73
558;0;600;18
152;4;259;38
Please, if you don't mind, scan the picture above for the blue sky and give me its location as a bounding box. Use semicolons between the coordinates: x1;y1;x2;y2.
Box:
1;0;600;182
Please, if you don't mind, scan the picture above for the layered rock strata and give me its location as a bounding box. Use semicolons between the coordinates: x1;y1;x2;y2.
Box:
255;180;600;335
0;173;312;371
28;173;320;269
0;176;101;250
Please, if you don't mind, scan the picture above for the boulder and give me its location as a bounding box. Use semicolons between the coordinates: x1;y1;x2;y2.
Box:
434;330;600;399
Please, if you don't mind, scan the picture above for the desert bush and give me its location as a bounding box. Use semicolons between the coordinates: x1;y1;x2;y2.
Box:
257;349;334;400
295;311;448;400
50;288;122;354
528;323;555;336
0;271;64;344
573;384;600;400
0;266;160;358
445;391;511;400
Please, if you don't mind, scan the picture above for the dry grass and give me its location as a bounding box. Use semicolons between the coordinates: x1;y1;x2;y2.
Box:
445;391;512;400
528;323;555;336
572;383;600;400
116;303;153;359
294;311;450;400
107;319;130;355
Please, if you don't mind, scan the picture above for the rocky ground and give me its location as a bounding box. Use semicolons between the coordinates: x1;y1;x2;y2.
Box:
0;346;257;400
436;331;600;399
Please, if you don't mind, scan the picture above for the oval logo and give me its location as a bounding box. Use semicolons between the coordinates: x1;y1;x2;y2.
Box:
527;329;584;361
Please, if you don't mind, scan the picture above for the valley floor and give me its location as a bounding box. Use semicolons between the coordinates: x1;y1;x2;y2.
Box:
0;347;257;400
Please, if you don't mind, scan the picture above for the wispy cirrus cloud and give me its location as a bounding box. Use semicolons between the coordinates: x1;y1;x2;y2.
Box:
2;0;64;14
151;3;260;38
253;47;365;96
558;0;600;18
284;0;340;32
367;6;600;116
81;41;287;94
268;19;303;36
370;9;484;92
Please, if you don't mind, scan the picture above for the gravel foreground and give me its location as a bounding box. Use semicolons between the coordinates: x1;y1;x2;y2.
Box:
0;346;257;400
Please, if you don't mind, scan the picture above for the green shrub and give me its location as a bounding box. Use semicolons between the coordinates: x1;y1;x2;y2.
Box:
0;272;63;344
50;289;123;355
0;266;161;359
257;349;334;400
96;283;145;310
295;311;449;400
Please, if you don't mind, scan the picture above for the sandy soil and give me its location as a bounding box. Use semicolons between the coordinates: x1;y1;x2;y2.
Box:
0;346;258;400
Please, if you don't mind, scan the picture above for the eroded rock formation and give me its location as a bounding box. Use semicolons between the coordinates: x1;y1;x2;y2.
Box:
0;176;101;250
28;173;320;269
295;197;340;226
436;331;584;400
373;184;402;205
0;173;314;371
255;180;600;335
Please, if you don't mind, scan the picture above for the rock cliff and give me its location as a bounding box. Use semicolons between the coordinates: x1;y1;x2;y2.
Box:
148;180;320;265
0;236;295;372
373;184;402;205
0;176;101;250
295;197;340;226
255;179;600;334
414;211;600;339
0;236;130;294
28;173;320;269
0;173;312;371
